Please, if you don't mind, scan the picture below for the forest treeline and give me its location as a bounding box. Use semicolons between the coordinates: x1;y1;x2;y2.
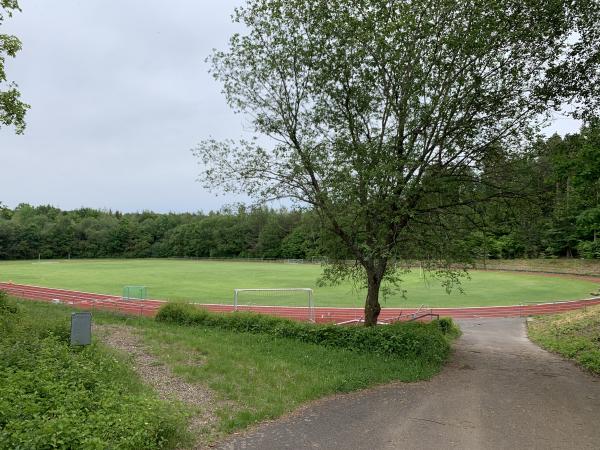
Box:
1;125;598;260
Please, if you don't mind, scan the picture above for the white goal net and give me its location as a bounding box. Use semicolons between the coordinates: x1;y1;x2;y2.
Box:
233;288;315;322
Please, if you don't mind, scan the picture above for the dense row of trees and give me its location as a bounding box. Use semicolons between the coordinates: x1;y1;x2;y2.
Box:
0;204;321;260
462;124;600;261
0;125;598;261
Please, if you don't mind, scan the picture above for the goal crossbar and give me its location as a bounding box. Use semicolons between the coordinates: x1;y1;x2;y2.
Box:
233;288;315;322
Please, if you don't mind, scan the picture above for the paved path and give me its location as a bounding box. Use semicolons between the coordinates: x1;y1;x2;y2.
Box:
219;318;600;450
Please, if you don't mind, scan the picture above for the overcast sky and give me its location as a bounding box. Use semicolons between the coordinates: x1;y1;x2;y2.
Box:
0;1;582;213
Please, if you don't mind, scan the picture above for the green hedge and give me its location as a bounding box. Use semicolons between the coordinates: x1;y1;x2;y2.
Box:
156;303;458;362
0;294;187;449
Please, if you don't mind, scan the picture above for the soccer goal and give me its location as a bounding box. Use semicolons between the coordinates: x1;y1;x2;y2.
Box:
233;288;315;322
122;285;147;301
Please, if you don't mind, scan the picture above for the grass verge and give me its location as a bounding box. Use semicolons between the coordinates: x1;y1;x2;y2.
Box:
150;303;459;436
0;293;189;449
528;304;600;375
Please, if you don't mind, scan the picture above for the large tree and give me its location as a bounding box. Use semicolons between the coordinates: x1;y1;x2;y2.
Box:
1;0;28;134
195;0;600;325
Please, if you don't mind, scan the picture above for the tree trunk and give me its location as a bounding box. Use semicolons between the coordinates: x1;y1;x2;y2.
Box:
364;271;382;326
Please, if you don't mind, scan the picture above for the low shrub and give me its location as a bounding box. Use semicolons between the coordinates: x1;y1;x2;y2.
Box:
0;297;187;449
432;317;461;338
156;303;457;362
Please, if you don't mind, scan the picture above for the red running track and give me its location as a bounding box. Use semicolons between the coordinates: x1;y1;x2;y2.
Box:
0;282;165;317
2;282;600;323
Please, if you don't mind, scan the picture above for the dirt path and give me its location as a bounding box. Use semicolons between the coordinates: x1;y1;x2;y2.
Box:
217;318;600;450
94;324;218;447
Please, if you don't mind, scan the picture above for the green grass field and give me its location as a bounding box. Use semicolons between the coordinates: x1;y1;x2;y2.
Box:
0;259;598;308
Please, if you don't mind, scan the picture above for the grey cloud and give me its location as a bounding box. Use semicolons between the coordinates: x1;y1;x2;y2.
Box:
1;0;247;212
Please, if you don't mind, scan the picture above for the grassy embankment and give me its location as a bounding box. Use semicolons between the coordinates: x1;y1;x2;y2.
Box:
147;303;458;436
1;258;598;307
476;258;600;276
528;304;600;375
1;295;459;446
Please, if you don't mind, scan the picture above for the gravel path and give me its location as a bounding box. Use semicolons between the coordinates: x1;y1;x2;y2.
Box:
95;324;218;446
217;318;600;450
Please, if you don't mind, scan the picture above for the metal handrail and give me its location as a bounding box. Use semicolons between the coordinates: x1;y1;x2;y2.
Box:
337;305;437;326
408;311;439;321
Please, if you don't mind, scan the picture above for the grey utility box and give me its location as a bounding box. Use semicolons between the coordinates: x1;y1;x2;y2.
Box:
71;312;92;346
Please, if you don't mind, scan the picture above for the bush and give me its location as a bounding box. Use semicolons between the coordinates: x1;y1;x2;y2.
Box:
0;297;187;449
577;240;600;259
156;303;457;362
432;317;461;337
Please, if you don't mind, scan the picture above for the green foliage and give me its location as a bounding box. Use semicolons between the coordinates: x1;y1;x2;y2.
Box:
577;241;600;259
0;297;188;449
432;317;461;339
0;0;29;133
156;303;454;362
452;123;600;260
528;305;600;375
0;290;17;313
0;204;320;260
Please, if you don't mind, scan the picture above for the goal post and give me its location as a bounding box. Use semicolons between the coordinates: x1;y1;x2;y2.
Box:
122;285;147;301
233;288;315;322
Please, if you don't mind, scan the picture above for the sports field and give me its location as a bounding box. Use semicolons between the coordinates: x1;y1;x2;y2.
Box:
1;259;597;308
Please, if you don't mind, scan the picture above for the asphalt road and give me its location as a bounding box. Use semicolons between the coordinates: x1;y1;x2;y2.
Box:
218;318;600;450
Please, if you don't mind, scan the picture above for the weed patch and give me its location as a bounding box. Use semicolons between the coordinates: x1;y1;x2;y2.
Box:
528;305;600;375
0;296;188;449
